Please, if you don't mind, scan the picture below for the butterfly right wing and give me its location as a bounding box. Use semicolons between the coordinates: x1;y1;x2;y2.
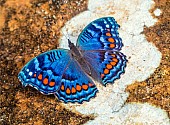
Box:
82;50;127;86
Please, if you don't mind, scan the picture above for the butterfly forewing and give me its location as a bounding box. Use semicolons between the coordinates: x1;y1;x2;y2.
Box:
77;17;123;51
18;49;71;94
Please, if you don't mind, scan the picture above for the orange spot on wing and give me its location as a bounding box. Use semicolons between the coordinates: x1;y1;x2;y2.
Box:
108;38;115;43
112;58;118;62
61;85;64;91
101;74;105;78
33;73;37;77
66;88;71;94
88;83;94;87
49;81;55;87
76;84;82;91
111;54;116;57
106;32;111;36
43;78;48;85
110;61;117;66
104;69;109;74
38;74;42;80
71;87;76;94
110;44;115;48
106;64;112;69
82;84;88;90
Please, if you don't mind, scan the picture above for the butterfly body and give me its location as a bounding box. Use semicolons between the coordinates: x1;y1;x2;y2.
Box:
18;17;127;103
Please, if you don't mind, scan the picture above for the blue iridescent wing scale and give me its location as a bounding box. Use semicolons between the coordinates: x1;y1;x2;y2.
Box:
18;49;71;95
55;59;98;103
77;17;123;51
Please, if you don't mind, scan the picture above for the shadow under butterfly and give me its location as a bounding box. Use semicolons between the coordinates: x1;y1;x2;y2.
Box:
18;17;127;103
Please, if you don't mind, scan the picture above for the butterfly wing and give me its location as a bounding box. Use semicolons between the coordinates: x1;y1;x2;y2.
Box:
77;17;123;51
83;50;127;85
18;49;97;103
76;17;127;85
18;49;71;95
55;59;98;103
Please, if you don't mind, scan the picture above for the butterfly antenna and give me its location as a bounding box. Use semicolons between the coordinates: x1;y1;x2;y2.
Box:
61;26;73;48
61;26;70;41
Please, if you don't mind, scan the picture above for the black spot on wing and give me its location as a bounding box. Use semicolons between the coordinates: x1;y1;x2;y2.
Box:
62;73;78;81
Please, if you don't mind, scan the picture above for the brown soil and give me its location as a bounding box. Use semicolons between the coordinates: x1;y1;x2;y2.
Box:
0;0;169;124
126;0;170;117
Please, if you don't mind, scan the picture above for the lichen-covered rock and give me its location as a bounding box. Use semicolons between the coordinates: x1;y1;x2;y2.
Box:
60;0;169;124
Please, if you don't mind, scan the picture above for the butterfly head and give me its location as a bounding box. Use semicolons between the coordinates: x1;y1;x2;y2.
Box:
68;39;74;49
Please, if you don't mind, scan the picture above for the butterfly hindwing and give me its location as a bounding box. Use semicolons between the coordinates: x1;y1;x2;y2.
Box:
18;49;71;94
55;59;98;103
77;17;123;51
82;50;127;85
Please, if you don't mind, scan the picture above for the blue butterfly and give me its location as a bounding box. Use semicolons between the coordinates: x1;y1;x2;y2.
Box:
18;17;127;103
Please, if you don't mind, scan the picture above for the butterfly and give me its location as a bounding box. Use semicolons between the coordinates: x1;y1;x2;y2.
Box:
18;17;127;103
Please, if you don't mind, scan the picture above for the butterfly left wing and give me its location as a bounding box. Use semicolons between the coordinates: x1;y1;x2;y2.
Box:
18;49;71;95
55;59;98;103
76;17;123;51
18;48;98;103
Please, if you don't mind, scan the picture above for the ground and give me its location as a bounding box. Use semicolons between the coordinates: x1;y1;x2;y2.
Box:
0;0;169;124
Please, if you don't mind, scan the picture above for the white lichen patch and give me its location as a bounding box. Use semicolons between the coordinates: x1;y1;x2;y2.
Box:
85;103;170;125
59;0;168;124
153;8;162;16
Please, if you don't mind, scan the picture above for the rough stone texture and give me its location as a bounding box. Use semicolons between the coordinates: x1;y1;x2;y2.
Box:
85;103;169;125
0;0;92;125
60;0;170;124
126;0;170;118
0;0;169;124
